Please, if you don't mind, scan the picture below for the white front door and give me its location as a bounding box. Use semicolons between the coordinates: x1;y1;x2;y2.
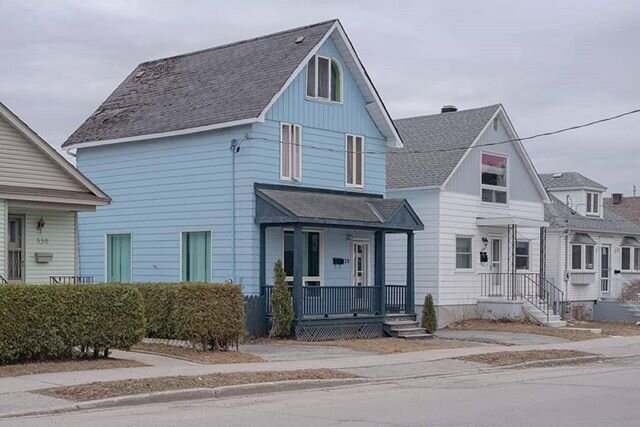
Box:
490;239;502;273
352;241;370;287
600;245;611;295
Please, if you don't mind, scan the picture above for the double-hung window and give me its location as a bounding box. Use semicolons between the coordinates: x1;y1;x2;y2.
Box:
516;241;530;270
571;244;595;271
455;237;473;270
281;123;301;181
346;134;364;187
621;247;640;272
306;55;342;102
106;234;132;283
181;231;211;282
586;192;600;215
481;153;508;204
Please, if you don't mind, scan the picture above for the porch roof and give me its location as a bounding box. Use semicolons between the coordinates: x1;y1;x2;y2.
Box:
476;216;549;228
255;184;423;231
0;184;110;209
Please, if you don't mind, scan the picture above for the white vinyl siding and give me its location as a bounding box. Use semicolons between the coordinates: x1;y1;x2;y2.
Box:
0;199;4;278
346;134;364;187
280;123;301;181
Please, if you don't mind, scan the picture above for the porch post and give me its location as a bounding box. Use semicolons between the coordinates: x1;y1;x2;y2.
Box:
375;230;386;316
292;224;304;319
259;224;266;296
406;231;415;314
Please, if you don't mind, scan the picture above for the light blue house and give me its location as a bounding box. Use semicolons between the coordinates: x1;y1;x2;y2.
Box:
63;20;423;339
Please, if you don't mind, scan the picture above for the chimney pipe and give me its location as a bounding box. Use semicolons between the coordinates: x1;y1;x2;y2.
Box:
612;193;623;205
441;105;458;113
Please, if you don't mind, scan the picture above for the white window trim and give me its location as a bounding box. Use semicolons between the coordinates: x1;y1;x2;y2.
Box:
620;246;640;272
515;239;530;272
480;151;509;205
305;54;343;104
282;228;324;286
345;134;365;188
280;123;302;182
570;243;596;272
104;232;133;283
179;229;213;282
455;235;474;272
351;238;372;286
586;192;600;216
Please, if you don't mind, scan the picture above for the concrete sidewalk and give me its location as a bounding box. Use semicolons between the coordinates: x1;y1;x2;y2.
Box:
2;335;640;417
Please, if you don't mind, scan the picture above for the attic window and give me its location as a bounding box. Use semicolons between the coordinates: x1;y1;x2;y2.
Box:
306;55;342;102
586;192;599;215
481;153;508;204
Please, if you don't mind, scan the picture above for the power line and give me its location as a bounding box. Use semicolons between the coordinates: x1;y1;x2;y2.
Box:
238;107;640;156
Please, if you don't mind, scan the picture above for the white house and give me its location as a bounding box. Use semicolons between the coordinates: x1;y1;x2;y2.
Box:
386;104;554;327
540;172;640;320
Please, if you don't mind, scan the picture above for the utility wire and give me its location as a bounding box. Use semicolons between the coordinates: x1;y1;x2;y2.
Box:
238;107;640;156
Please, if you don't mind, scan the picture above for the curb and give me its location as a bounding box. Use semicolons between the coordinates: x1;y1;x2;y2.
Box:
0;378;368;419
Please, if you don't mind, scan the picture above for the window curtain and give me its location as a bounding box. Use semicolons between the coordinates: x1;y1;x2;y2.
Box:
107;234;131;283
182;231;211;282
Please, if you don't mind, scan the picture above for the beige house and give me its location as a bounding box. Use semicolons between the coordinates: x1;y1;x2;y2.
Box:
0;102;110;283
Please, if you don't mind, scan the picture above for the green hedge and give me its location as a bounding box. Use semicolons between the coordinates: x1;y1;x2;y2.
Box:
133;283;245;350
0;284;145;364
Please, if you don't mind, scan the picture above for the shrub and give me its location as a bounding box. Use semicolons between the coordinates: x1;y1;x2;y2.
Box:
174;283;245;351
270;260;294;338
421;294;437;334
0;284;145;364
134;283;180;338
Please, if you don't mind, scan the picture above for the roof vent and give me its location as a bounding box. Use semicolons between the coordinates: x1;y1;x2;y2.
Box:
612;193;623;205
441;105;458;113
552;173;563;178
294;36;305;44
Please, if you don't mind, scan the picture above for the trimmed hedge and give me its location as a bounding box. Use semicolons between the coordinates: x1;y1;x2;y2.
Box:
133;282;245;350
0;284;145;364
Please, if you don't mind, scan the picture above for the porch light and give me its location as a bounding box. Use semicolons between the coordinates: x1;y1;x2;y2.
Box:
37;217;46;233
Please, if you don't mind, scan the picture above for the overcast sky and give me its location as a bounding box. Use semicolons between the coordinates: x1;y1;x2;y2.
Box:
1;0;638;195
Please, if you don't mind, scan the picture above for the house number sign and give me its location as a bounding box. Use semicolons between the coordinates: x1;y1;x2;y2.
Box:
36;238;49;245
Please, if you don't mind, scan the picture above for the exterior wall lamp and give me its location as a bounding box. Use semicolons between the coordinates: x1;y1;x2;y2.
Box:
37;217;46;233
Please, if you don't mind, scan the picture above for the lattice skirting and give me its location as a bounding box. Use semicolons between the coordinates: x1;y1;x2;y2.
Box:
294;322;384;342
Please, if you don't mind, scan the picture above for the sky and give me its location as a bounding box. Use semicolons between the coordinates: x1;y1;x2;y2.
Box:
1;0;639;195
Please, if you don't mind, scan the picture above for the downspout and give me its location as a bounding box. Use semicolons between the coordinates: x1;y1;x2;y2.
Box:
564;228;569;299
230;139;238;283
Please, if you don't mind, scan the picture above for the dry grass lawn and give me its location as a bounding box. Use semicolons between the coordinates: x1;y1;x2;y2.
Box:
263;337;463;354
568;321;640;337
0;358;146;378
131;343;264;364
457;350;596;366
36;369;357;402
448;319;599;341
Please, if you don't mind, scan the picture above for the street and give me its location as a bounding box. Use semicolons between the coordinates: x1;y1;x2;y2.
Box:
7;356;640;426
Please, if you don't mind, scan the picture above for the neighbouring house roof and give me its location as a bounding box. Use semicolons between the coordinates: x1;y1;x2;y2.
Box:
604;196;640;225
254;184;423;231
0;102;110;206
539;172;607;191
545;194;640;235
387;104;501;189
620;236;640;248
570;232;596;245
63;20;401;149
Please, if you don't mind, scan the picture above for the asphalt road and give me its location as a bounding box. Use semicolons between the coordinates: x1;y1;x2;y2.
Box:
6;357;640;426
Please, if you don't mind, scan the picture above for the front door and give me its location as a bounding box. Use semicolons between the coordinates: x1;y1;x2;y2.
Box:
600;245;610;295
7;216;25;282
352;241;370;287
490;239;502;273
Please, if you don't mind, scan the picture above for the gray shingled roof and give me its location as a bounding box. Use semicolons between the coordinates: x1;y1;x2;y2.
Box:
387;104;501;189
63;20;336;147
539;172;606;190
545;194;640;235
255;185;423;230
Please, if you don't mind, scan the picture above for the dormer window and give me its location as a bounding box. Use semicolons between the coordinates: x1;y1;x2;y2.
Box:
306;55;342;102
586;192;599;215
481;153;508;204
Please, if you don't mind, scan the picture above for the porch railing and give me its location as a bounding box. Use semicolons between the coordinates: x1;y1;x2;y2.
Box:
480;273;565;321
0;275;7;284
264;284;407;317
50;276;95;284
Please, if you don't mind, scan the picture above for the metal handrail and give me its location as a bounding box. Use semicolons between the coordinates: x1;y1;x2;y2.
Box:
0;275;7;284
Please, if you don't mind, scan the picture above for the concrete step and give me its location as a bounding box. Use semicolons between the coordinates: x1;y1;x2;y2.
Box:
384;321;421;330
383;319;429;339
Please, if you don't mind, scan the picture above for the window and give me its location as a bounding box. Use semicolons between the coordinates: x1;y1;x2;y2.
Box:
456;237;473;270
281;123;301;181
346;134;364;187
621;247;640;272
572;244;595;271
181;231;211;282
283;230;322;286
586;192;599;215
306;55;342;102
516;241;530;270
106;234;131;283
622;247;631;271
481;153;507;204
636;248;640;271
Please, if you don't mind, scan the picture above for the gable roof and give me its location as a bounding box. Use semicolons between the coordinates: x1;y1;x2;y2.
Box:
539;172;606;191
387;104;500;189
63;20;401;149
0;102;110;206
604;196;640;225
545;194;640;235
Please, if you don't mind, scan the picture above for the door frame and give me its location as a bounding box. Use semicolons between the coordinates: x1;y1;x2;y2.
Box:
600;244;611;295
7;214;26;283
489;237;503;274
351;238;371;287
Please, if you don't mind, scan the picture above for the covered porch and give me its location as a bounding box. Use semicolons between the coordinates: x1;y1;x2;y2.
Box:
255;184;423;340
